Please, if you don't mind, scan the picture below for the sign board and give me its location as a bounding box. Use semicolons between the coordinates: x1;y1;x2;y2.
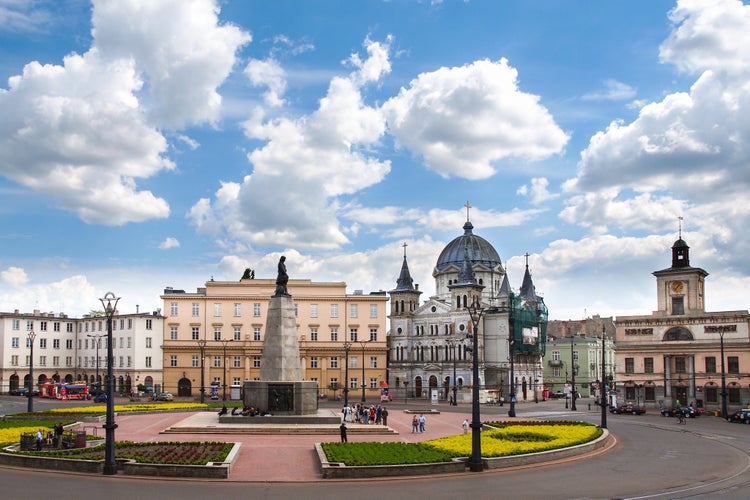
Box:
431;389;439;405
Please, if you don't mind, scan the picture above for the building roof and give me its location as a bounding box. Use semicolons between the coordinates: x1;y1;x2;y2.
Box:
434;221;502;274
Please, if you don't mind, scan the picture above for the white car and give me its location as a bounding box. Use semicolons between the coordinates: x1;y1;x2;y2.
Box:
156;392;174;401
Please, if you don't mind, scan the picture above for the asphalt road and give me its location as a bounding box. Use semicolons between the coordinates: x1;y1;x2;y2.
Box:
2;396;750;499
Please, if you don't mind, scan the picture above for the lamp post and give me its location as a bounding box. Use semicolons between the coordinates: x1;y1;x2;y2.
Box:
446;337;463;406
343;341;352;408
570;338;577;411
719;326;729;419
196;339;207;404
27;330;36;413
404;381;409;404
218;339;233;401
508;338;517;418
358;340;370;403
564;367;569;409
88;333;106;394
467;297;484;472
99;291;120;475
601;326;608;429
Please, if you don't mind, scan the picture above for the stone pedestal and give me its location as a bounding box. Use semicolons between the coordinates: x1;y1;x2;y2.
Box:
242;380;319;416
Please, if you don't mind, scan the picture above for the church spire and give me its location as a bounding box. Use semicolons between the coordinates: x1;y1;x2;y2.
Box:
671;218;690;268
519;252;538;301
394;242;416;291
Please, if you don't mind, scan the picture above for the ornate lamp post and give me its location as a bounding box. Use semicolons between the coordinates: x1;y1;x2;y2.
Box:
570;337;577;411
719;326;729;419
467;297;484;472
446;337;463;406
601;326;608;429
196;339;208;404
508;337;517;417
88;333;106;393
27;330;36;413
358;339;370;403
343;341;352;408
219;339;233;401
99;292;120;475
564;367;569;409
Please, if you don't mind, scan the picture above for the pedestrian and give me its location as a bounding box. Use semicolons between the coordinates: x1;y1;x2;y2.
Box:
339;422;347;442
35;428;43;451
462;419;469;434
381;407;389;426
54;422;64;448
419;413;426;433
411;414;419;433
375;404;382;424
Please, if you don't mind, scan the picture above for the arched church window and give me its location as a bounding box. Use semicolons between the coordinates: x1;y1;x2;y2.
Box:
663;327;693;341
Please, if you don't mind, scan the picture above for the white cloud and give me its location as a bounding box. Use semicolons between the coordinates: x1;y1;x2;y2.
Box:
245;58;287;107
382;58;569;180
1;266;28;287
517;177;558;205
581;79;637;101
159;237;180;250
0;0;51;33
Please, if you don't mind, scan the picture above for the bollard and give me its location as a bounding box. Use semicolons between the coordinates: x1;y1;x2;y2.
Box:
588;403;591;411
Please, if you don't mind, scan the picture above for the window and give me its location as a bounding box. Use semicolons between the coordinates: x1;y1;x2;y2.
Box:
370;356;378;368
145;356;152;367
253;356;261;368
170;302;178;316
234;303;241;317
675;357;687;373
119;356;124;367
350;304;358;318
705;386;718;403
370;328;378;342
11;337;19;348
127;356;131;367
39;356;46;366
552;351;560;361
625;358;634;374
66;356;73;367
310;356;318;368
253;327;261;341
572;350;579;362
170;326;178;340
330;328;338;342
40;321;47;331
672;297;684;315
644;386;655;401
11;355;18;366
370;378;378;389
253;303;261;317
728;356;739;374
310;304;318;318
127;337;132;348
370;304;378;318
233;377;241;386
350;357;358;369
214;355;221;368
350;378;358;389
146;319;152;330
644;357;654;373
350;328;358;342
26;320;33;331
66;339;73;349
53;339;60;349
233;327;241;341
214;303;221;317
12;319;19;330
330;357;338;368
191;327;200;341
552;367;560;377
146;337;152;348
330;304;338;318
233;356;241;368
310;328;318;341
39;338;47;349
214;327;222;341
66;323;73;333
729;386;741;403
705;356;716;373
329;378;338;390
192;303;200;317
53;322;60;332
127;318;132;329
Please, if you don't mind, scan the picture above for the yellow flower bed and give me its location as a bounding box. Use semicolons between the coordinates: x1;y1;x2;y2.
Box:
425;423;601;457
46;402;207;414
0;426;50;446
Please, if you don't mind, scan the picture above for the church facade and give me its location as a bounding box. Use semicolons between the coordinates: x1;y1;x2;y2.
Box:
387;213;548;403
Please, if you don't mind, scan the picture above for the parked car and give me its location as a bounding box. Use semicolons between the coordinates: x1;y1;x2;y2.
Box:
727;409;750;424
550;391;566;399
9;387;39;396
611;402;646;415
156;392;174;401
93;393;108;403
661;406;699;418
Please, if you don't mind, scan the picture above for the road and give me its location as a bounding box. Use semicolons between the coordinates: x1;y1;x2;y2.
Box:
2;396;750;499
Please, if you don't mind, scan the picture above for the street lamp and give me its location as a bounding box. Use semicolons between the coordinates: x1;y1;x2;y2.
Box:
564;367;569;409
27;330;36;413
601;326;608;429
99;291;120;475
88;333;106;393
467;296;484;472
342;341;352;408
358;339;370;403
508;337;517;418
196;339;207;404
718;326;729;419
218;339;233;401
404;381;409;404
446;337;464;406
570;338;577;411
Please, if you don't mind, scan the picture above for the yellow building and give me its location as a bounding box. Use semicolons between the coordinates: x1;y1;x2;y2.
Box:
160;277;388;403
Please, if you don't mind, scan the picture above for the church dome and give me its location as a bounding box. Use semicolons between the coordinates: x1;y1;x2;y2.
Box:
434;221;502;273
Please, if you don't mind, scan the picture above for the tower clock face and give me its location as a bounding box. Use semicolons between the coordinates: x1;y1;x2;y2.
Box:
671;281;683;293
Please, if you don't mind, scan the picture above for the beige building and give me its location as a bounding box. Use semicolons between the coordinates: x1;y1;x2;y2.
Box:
160;277;388;402
614;235;750;410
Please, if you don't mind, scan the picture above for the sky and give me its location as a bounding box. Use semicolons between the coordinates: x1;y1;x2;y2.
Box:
1;0;749;321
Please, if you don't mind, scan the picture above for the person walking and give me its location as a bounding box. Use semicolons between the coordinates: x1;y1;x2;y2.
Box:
339;422;347;442
419;414;426;433
35;428;43;451
462;419;469;434
381;407;389;426
411;415;419;433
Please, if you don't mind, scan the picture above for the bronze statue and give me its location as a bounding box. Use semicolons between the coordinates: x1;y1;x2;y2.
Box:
275;256;290;296
241;268;254;280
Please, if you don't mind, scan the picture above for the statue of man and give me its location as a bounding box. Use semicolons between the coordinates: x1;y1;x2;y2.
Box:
275;256;289;296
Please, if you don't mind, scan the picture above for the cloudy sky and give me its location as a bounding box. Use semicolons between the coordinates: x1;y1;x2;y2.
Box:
1;0;749;321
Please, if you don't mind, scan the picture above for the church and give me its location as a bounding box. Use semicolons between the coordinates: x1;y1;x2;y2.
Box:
387;207;548;403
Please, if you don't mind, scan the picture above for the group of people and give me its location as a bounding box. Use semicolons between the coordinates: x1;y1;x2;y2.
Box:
411;414;427;433
35;423;65;450
342;403;389;425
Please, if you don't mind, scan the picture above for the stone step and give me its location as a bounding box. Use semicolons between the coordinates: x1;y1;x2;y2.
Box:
161;425;397;435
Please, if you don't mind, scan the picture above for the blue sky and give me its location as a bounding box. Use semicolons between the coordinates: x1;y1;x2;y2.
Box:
1;0;749;320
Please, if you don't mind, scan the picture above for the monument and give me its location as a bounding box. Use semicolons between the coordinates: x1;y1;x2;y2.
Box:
239;256;324;419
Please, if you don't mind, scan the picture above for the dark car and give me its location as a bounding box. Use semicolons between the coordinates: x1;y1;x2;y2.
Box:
661;406;699;418
550;391;566;399
9;387;39;396
93;393;108;403
727;409;750;424
611;402;646;415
